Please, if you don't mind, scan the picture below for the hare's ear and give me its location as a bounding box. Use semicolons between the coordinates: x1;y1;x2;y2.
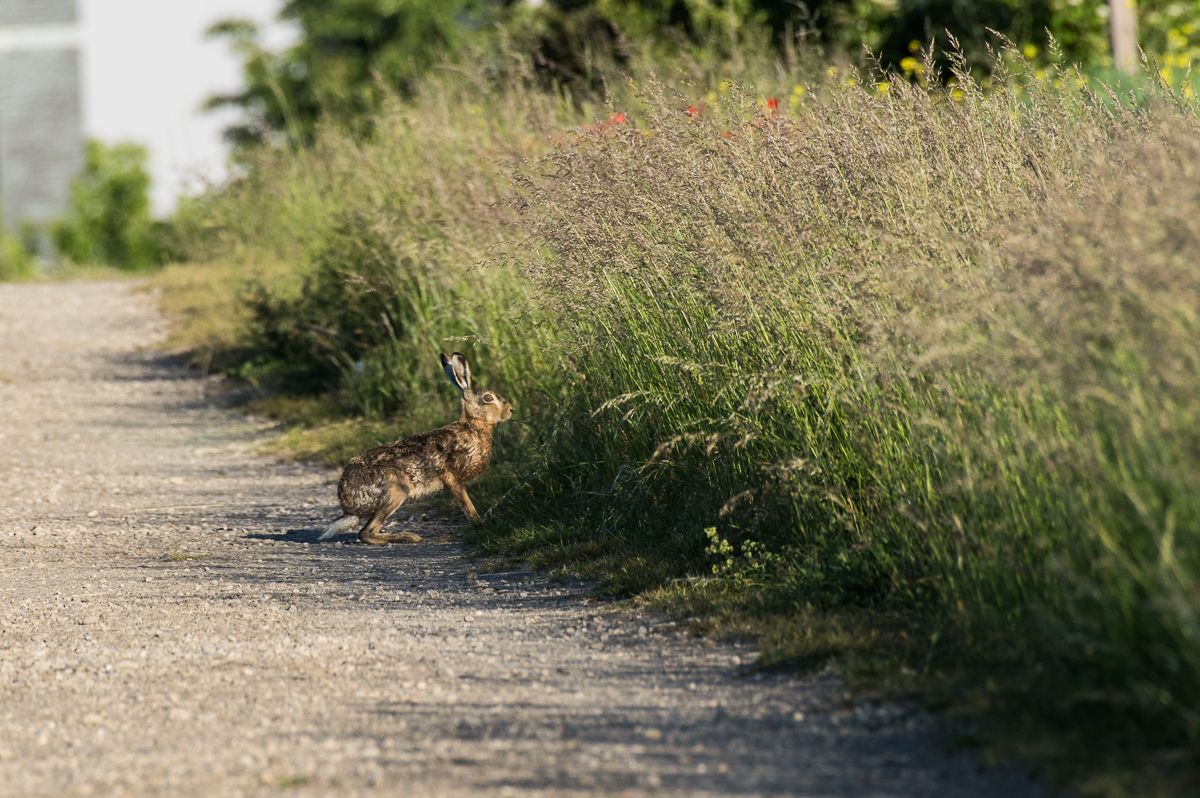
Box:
440;352;472;393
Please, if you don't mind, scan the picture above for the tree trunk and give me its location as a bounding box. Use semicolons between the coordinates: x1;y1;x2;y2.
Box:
1110;0;1139;74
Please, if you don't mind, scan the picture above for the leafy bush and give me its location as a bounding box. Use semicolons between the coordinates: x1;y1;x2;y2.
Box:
0;213;39;281
52;140;167;271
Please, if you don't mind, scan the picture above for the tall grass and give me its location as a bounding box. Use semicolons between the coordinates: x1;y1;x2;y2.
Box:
495;53;1200;786
174;43;1200;793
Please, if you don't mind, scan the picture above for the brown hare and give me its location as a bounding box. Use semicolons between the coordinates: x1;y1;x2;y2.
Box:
319;352;513;544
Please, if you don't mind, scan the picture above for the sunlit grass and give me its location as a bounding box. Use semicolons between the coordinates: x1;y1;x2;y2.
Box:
147;257;300;374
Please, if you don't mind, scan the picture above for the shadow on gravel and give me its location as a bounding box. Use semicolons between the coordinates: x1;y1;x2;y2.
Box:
98;347;281;432
248;528;326;544
354;700;929;797
244;527;438;545
102;349;198;384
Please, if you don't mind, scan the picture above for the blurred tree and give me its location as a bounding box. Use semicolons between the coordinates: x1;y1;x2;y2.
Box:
206;0;480;149
208;0;1200;149
203;19;318;150
872;1;1053;71
52;141;167;271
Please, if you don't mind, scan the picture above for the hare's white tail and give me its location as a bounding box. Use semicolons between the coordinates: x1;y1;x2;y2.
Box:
319;514;358;541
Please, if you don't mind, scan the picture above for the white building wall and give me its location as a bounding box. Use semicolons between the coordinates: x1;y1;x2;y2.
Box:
0;0;82;231
0;1;76;25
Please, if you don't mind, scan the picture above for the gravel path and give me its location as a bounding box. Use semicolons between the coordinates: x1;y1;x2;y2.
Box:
0;280;1046;797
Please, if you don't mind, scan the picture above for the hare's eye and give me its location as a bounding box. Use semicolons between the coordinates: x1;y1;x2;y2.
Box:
484;394;494;402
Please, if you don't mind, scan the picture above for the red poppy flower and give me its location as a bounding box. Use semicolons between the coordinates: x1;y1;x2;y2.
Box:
609;112;628;125
685;104;704;118
766;97;781;115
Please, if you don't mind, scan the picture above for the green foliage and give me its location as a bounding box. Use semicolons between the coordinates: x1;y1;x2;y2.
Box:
52;140;167;271
0;212;39;281
194;71;573;455
205;0;482;148
207;0;1200;151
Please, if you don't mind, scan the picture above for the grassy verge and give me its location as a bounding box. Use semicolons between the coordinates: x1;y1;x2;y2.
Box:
152;45;1200;796
149;257;300;374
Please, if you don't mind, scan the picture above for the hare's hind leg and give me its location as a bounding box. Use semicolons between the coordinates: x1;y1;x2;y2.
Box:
357;476;421;545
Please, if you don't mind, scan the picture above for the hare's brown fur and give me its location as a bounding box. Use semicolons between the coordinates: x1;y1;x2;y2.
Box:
321;352;512;545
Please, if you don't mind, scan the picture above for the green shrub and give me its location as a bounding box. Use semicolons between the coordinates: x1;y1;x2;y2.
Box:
52;140;167;270
209;72;573;453
0;212;39;281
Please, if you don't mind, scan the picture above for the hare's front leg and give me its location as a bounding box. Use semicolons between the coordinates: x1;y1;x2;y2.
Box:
443;473;480;524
